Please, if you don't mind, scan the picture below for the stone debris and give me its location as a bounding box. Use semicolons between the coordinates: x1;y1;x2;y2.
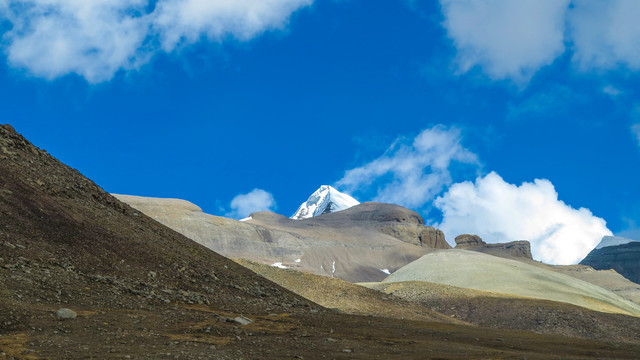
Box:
56;308;77;320
233;316;253;326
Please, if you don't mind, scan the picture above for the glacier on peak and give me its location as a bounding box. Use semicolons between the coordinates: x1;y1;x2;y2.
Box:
290;185;359;220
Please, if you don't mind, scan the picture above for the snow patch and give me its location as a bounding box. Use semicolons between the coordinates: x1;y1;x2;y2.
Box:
271;262;287;269
595;236;640;250
295;258;301;263
239;216;252;222
380;268;391;275
291;185;359;220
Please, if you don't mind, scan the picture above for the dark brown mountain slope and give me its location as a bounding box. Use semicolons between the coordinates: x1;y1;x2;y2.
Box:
2;124;640;359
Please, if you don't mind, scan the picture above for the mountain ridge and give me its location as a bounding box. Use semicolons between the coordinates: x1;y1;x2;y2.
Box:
581;236;640;284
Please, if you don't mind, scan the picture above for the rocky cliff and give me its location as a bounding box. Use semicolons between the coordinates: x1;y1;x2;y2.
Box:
580;241;640;284
454;234;532;260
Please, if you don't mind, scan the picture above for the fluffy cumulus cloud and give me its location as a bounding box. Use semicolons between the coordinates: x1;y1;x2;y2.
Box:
226;188;277;219
435;172;612;265
336;126;479;209
0;0;312;82
439;0;569;82
569;0;640;70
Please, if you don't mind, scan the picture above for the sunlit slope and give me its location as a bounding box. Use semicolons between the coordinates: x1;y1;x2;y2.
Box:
234;258;460;324
382;249;640;316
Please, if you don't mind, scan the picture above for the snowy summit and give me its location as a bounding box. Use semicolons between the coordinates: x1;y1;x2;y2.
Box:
290;185;359;220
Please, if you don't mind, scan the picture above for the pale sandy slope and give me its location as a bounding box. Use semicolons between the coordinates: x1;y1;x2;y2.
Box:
544;264;640;305
380;249;640;316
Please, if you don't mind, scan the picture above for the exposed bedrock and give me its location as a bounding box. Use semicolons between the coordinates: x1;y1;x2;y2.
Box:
581;242;640;284
454;234;532;260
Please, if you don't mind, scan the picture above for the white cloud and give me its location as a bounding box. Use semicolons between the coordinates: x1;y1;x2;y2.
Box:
632;123;640;146
153;0;313;51
439;0;640;81
435;172;612;265
336;126;479;209
226;188;277;219
0;0;312;82
569;0;640;70
440;0;569;82
1;0;152;82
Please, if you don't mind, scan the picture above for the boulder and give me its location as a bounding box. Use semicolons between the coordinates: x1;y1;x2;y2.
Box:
56;308;77;320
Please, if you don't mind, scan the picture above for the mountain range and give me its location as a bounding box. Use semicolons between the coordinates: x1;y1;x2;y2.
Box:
2;124;640;358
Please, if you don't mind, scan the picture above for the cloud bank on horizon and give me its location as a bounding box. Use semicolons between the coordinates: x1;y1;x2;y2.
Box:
0;0;312;82
338;126;612;265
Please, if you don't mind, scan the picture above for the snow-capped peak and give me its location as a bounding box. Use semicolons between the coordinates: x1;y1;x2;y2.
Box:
595;235;640;250
290;185;359;220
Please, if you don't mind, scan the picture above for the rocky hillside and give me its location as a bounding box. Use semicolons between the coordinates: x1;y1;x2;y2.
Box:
3;124;640;359
581;237;640;284
363;280;640;344
115;195;448;282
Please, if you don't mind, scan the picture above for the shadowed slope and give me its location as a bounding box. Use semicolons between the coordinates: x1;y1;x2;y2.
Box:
581;241;640;284
363;281;640;344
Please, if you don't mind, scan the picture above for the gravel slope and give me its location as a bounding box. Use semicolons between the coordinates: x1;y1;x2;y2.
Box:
383;249;640;316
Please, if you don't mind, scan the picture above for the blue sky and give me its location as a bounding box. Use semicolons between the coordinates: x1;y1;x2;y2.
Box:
1;0;640;264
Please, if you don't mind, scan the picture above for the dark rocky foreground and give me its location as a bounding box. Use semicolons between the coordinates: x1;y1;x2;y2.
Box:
2;124;640;359
581;242;640;284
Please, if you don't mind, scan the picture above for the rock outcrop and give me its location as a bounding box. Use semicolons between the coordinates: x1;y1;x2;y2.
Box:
454;234;486;247
310;202;450;249
580;241;640;284
454;234;532;260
